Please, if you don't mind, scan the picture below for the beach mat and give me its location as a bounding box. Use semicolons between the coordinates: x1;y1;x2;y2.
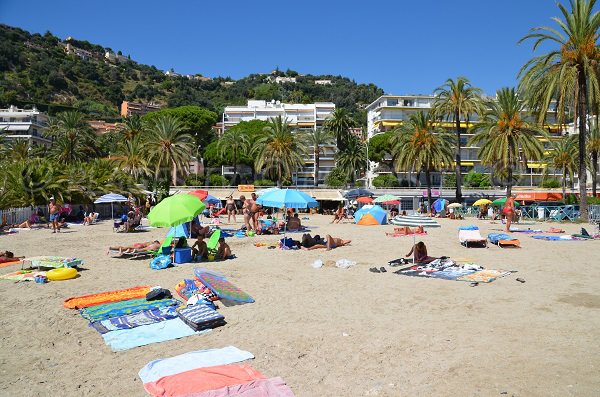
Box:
24;256;83;269
88;306;179;334
64;285;152;309
143;364;265;397
194;267;254;304
80;298;180;321
102;318;209;352
139;346;255;384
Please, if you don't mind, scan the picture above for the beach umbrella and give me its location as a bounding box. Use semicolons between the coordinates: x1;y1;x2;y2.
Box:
354;205;387;225
343;188;373;199
473;198;492;206
373;194;400;203
448;203;462;209
356;196;373;204
187;189;209;201
203;194;221;206
257;187;281;196
432;198;448;212
382;200;401;205
93;193;129;223
167;223;190;238
390;215;440;227
256;188;318;209
492;197;520;207
148;194;206;227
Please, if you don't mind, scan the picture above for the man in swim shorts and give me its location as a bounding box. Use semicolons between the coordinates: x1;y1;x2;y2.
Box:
48;197;61;233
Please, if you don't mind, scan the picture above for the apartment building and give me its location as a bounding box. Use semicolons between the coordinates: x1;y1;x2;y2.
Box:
120;101;161;118
222;100;336;185
87;120;124;135
366;94;565;187
0;105;51;146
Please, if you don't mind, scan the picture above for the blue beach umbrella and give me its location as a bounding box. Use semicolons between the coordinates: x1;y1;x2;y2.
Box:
256;189;318;209
432;198;448;212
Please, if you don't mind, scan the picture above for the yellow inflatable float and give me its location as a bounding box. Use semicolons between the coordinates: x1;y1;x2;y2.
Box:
47;267;78;281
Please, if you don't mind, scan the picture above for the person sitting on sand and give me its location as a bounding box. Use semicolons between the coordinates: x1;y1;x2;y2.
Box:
215;237;232;260
109;240;161;255
301;234;351;251
331;205;345;224
191;234;208;261
286;213;302;231
405;241;436;264
83;212;98;225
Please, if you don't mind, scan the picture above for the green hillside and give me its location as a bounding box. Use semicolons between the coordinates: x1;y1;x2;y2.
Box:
0;24;383;120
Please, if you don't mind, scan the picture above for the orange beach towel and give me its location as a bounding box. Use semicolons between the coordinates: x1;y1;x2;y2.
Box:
63;285;151;309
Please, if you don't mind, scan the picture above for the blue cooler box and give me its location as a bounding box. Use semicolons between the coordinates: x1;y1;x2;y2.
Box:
174;248;192;264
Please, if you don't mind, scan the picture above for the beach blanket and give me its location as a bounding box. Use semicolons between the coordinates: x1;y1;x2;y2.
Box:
0;259;22;269
80;298;180;321
178;304;225;331
428;268;477;280
194;268;254;304
509;228;542;233
531;235;578;241
186;377;295;397
386;232;427;237
102;318;208;352
456;269;511;283
143;364;265;397
24;256;83;269
89;306;179;334
139;346;255;384
64;286;152;309
0;269;44;281
488;233;521;248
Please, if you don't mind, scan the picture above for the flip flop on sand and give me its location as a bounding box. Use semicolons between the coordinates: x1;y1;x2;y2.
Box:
379;267;387;273
369;267;381;273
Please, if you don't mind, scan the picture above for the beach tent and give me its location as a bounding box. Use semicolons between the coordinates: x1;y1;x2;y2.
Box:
93;193;129;223
354;205;387;225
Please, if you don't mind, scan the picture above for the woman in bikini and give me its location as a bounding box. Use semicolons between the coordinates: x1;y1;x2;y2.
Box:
503;195;516;232
226;196;238;223
240;195;253;231
301;235;351;251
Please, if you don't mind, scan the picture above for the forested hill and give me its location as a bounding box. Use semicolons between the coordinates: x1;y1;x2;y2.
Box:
0;24;384;119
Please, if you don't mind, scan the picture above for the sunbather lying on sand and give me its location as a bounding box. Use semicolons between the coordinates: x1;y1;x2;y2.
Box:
0;251;24;263
387;226;425;236
108;240;161;255
301;235;351;251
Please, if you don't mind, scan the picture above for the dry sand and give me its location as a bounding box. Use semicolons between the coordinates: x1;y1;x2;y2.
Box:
0;215;599;397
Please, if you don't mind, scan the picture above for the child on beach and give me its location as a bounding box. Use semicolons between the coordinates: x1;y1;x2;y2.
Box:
191;235;208;261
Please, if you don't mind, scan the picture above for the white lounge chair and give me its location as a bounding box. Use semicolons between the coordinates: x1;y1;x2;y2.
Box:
459;229;488;248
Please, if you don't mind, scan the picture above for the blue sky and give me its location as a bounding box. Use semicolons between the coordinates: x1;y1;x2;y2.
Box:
0;1;580;96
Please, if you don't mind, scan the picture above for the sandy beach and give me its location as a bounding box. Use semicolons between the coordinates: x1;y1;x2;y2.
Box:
1;215;599;397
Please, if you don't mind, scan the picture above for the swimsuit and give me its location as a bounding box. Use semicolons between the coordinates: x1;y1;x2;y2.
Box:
49;213;59;222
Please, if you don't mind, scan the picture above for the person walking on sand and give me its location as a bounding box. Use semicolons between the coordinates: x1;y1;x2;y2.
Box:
48;197;61;233
503;194;516;232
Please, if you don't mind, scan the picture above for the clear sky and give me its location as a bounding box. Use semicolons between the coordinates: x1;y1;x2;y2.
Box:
0;0;583;96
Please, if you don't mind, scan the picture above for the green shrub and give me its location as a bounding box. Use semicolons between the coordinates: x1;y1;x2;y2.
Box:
464;171;490;188
586;196;600;205
208;174;229;186
372;174;400;188
539;179;561;188
254;179;275;187
443;173;456;188
325;167;348;188
184;173;204;186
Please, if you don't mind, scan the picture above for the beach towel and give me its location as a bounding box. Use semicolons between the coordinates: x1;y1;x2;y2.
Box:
428;268;477;280
0;259;22;268
89;306;179;334
488;233;521;248
456;269;511;283
24;256;83;269
194;268;254;304
509;228;542;233
139;346;255;384
0;269;44;281
64;286;152;309
178;304;225;331
186;377;295;397
80;298;180;321
143;364;265;397
458;225;479;231
531;235;578;241
102;318;207;352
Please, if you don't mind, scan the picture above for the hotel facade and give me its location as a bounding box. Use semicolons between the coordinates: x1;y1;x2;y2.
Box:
0;105;51;147
222;100;336;185
366;94;566;187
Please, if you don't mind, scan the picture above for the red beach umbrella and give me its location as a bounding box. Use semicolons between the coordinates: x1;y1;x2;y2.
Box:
356;196;374;204
188;189;209;201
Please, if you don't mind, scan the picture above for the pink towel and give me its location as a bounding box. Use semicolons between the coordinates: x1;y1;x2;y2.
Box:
144;364;265;397
181;377;295;397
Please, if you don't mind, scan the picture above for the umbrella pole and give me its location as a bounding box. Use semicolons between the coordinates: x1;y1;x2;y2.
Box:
111;202;114;231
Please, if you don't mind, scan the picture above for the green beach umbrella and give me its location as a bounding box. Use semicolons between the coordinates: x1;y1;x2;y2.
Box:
148;194;206;227
492;197;520;207
373;194;401;203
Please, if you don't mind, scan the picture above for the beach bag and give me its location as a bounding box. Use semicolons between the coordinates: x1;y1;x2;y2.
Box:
146;288;172;301
150;255;172;270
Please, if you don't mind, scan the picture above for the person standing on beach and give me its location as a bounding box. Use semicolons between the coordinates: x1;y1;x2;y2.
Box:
250;192;261;231
226;195;238;223
503;194;516;232
48;197;61;233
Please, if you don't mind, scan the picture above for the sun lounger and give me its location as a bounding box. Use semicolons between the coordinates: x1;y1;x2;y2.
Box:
459;229;488;248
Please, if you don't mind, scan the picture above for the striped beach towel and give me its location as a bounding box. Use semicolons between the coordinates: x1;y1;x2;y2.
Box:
178;304;225;331
80;298;180;321
88;306;179;334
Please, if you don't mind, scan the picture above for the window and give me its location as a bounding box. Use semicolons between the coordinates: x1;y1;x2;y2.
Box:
387;99;398;106
403;100;413;106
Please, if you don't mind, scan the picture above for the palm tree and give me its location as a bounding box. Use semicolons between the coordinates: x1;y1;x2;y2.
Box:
253;116;306;187
217;126;250;184
46;111;95;164
120;114;146;141
325;108;356;151
302;128;333;186
0;139;30;162
145;115;194;186
432;77;485;203
336;135;367;186
113;135;150;180
519;0;600;219
588;125;600;196
392;111;454;209
470;88;547;197
546;136;579;197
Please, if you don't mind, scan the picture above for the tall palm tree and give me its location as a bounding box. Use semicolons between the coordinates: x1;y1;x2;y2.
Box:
253;116;306;187
0;139;30;162
302;128;333;186
335;134;367;185
588;125;600;196
519;0;600;219
120;114;147;141
113;135;150;180
325;108;356;151
432;77;485;203
470;88;547;197
145;115;194;186
217;126;250;184
46;111;95;164
392;111;454;209
546;136;579;198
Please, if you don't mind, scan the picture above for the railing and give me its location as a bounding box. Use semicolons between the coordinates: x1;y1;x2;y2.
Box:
0;207;34;225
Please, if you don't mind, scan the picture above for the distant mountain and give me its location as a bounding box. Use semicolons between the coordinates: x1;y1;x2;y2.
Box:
0;24;384;120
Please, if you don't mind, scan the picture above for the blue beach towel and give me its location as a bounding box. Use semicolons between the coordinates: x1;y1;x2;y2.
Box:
80;298;180;321
458;225;479;231
488;233;513;243
531;235;575;241
88;306;179;334
102;318;209;352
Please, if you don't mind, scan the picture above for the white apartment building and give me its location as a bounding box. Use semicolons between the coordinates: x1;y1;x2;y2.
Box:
222;100;336;185
366;94;563;186
0;105;51;146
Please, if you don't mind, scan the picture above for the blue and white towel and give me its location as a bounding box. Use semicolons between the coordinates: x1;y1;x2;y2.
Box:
178;304;225;331
88;306;179;334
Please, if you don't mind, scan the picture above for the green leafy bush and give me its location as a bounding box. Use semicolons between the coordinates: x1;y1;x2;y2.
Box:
208;174;228;186
539;179;560;188
325;167;348;188
372;174;400;187
184;173;204;186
